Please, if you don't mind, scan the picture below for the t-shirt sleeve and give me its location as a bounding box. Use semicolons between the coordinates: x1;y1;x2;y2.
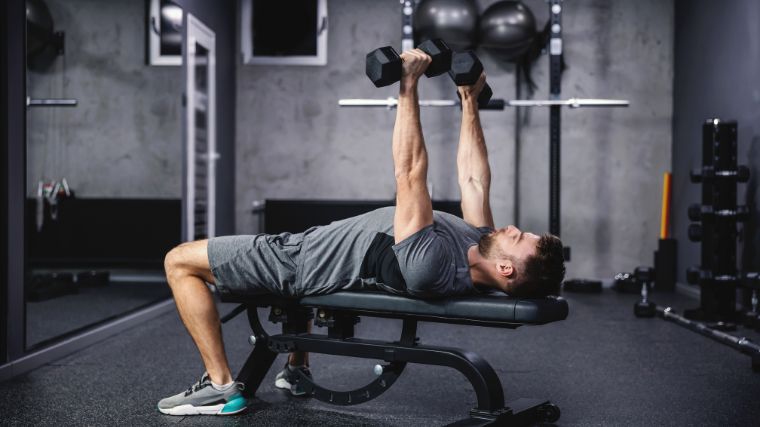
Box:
392;224;455;297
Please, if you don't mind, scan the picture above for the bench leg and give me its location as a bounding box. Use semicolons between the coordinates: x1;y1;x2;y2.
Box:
268;333;505;411
234;306;278;398
235;337;278;398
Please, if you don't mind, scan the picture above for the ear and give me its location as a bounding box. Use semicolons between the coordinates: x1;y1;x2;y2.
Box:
495;259;515;278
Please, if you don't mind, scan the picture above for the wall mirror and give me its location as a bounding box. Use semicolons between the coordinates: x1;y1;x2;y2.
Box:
24;0;182;349
183;13;217;241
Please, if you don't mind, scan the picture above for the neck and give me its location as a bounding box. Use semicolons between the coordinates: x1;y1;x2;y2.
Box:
467;245;505;292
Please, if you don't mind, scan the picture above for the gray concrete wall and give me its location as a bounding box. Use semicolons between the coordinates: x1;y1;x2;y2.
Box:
235;0;674;280
26;0;182;198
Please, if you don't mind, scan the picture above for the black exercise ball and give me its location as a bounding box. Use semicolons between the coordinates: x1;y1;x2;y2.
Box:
414;0;479;51
479;1;536;62
26;0;60;70
26;0;54;58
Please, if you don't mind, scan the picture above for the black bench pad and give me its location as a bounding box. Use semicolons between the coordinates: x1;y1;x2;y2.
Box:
226;290;568;327
301;292;568;325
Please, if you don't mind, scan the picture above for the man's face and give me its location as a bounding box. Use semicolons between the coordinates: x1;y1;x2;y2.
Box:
479;225;539;263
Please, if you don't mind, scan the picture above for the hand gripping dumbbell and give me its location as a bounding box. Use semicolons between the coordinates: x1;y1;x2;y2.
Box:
449;51;494;108
366;39;452;87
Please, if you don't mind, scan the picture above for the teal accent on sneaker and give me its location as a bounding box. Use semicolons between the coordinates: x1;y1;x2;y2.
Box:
220;394;247;414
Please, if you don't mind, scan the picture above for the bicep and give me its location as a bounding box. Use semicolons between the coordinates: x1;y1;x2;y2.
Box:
459;179;495;229
394;173;433;244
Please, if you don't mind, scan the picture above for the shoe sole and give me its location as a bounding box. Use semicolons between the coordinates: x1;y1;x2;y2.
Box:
158;396;248;416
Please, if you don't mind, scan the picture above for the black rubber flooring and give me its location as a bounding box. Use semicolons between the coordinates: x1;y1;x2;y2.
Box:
1;289;759;426
26;280;170;347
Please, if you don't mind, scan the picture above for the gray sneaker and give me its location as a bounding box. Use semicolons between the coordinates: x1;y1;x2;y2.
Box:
158;372;247;416
274;363;313;396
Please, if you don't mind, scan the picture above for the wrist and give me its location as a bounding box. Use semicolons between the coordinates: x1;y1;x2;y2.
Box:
461;97;478;112
399;77;418;95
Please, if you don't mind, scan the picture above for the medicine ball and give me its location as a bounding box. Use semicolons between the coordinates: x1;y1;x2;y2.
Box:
26;0;60;70
414;0;479;51
479;1;536;62
26;0;54;58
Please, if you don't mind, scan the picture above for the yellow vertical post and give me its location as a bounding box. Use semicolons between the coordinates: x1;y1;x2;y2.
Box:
660;172;672;239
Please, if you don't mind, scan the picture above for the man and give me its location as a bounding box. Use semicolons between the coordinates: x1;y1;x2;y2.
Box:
157;48;565;416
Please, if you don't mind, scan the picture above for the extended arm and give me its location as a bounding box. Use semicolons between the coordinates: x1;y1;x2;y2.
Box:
457;73;495;229
393;49;433;244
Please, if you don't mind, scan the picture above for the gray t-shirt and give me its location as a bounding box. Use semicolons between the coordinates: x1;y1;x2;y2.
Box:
294;206;491;297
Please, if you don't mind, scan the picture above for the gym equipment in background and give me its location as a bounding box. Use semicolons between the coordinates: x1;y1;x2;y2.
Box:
479;1;537;61
338;97;628;109
635;119;760;372
26;0;65;71
25;0;78;106
612;172;677;294
632;267;656;317
685;119;749;324
655;172;677;292
562;279;602;294
413;0;479;51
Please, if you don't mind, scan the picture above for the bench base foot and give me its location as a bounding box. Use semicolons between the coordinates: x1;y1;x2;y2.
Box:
447;399;560;426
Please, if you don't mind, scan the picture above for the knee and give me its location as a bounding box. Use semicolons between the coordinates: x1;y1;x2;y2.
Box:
164;244;189;285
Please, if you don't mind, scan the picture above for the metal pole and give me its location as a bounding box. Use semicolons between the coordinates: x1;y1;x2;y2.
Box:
549;0;563;238
514;69;522;227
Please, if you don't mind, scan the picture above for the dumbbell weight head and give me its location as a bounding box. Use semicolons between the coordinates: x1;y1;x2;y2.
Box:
634;300;656;318
366;47;402;87
449;51;493;107
688;204;702;221
688;223;702;242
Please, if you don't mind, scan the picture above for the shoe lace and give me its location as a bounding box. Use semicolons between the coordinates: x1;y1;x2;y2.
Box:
184;372;210;396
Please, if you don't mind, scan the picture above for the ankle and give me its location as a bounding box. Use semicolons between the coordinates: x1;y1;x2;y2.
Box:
208;371;233;385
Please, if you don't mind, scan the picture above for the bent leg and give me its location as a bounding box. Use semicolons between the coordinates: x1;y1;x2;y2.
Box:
165;240;233;385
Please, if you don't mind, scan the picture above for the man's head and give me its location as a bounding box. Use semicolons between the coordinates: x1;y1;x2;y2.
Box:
478;225;566;297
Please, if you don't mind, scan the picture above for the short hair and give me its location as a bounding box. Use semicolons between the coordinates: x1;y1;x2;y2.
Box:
510;234;566;297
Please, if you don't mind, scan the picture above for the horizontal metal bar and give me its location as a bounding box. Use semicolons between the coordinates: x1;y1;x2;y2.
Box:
507;98;629;108
339;97;629;109
26;97;78;107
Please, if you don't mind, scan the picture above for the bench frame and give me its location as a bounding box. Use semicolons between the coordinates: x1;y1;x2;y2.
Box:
223;296;560;426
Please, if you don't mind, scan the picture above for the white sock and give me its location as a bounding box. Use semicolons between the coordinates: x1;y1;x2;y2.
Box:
287;363;304;371
211;380;234;391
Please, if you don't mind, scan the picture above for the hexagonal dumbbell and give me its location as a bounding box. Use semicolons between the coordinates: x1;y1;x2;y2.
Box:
688;223;702;242
449;51;493;108
365;39;452;88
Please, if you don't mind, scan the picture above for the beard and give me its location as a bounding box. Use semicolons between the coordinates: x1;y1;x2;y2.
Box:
478;233;503;259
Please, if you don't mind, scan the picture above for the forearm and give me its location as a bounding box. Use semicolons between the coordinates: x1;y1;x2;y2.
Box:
457;98;490;189
393;80;427;180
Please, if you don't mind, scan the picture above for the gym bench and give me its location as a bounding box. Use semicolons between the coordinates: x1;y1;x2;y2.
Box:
221;291;569;426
